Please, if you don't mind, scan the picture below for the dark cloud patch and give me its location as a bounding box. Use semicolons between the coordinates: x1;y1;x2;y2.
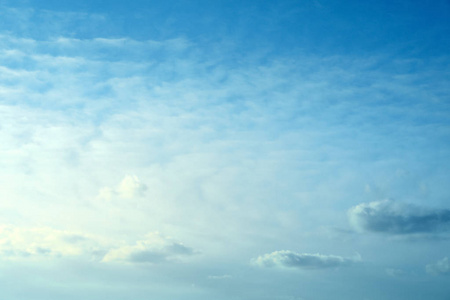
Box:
128;243;194;263
129;250;167;263
62;234;89;244
348;200;450;234
252;251;360;270
35;247;52;255
165;242;195;255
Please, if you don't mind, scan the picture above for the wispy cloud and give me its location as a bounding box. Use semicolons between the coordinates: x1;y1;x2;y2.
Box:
0;6;108;39
252;250;360;270
348;200;450;235
1;31;450;259
426;257;450;276
385;268;407;277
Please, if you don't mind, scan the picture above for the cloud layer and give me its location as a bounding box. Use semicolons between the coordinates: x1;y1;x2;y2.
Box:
0;225;106;260
0;2;449;299
0;225;194;265
252;250;360;269
348;200;450;234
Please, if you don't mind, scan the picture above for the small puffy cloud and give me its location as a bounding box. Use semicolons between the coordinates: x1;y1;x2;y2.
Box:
252;250;360;269
426;257;450;275
0;225;107;260
102;232;195;264
117;175;147;199
348;200;450;234
97;175;147;201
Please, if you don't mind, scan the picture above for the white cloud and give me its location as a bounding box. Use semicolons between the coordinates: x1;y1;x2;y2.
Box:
117;175;147;199
0;225;195;266
0;225;107;260
348;200;450;235
426;257;450;275
252;250;360;269
97;175;147;201
102;232;195;264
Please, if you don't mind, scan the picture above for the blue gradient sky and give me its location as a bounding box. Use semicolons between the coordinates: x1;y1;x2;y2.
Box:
0;1;450;299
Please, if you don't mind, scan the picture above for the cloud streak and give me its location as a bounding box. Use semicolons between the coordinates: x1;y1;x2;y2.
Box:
426;257;450;275
348;200;450;235
252;250;360;270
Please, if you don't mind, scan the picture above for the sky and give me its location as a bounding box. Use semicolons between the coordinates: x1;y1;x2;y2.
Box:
0;0;450;299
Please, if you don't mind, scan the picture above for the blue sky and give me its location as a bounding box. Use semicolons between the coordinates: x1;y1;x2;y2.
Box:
0;1;450;299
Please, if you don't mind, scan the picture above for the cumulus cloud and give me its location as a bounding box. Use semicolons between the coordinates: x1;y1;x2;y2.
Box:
117;175;147;199
348;200;450;234
426;257;450;275
98;175;147;201
102;232;195;264
252;250;360;269
0;225;107;260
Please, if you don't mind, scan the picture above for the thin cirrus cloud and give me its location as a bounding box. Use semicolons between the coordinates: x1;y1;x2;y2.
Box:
348;200;450;235
252;250;360;270
426;257;450;276
385;268;407;277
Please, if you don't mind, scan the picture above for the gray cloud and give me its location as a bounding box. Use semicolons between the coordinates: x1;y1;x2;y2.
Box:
126;243;195;263
348;200;450;234
102;232;196;264
426;257;450;275
252;250;360;269
128;251;167;263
